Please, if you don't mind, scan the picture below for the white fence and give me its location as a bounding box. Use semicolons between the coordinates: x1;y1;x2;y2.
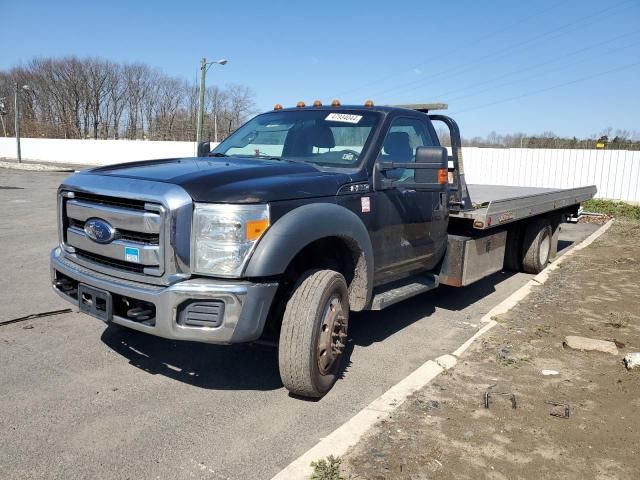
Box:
1;138;638;202
0;137;200;166
462;147;640;203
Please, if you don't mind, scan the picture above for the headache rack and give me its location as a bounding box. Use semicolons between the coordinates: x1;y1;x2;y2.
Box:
391;103;448;113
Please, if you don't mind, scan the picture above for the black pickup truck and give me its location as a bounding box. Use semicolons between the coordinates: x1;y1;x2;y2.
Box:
50;102;596;398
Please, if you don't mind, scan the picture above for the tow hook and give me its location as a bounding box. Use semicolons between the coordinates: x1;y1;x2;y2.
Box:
126;306;153;322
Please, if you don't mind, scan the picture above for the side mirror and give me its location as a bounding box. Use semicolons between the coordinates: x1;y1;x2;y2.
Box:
414;146;448;185
197;141;211;157
375;145;449;191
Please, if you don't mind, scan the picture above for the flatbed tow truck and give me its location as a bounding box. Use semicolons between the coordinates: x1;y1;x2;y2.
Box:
50;101;596;398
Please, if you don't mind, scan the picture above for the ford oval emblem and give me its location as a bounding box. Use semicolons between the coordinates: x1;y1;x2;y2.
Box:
84;218;116;244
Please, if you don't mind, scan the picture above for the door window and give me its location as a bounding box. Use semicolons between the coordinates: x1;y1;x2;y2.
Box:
379;117;435;182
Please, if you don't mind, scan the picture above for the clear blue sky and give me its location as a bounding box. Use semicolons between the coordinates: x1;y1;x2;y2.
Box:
2;0;639;138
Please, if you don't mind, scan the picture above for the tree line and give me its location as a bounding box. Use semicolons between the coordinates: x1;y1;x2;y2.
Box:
0;56;256;141
438;128;640;150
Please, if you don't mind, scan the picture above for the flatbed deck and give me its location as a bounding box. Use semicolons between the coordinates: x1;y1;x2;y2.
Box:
451;184;597;229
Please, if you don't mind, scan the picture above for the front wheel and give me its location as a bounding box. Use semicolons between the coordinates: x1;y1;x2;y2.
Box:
278;270;349;398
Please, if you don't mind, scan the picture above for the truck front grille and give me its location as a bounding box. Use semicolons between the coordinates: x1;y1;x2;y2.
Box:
68;219;160;245
73;249;147;274
72;191;147;210
60;191;165;280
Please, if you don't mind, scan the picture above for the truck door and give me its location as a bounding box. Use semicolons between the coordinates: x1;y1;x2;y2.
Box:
371;116;448;284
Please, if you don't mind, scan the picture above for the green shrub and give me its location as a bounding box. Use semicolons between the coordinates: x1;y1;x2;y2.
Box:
310;455;348;480
582;199;640;221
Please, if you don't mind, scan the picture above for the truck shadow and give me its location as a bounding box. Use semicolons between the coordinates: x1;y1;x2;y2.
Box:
349;270;516;347
100;325;283;391
558;239;574;251
349;236;579;348
100;269;515;392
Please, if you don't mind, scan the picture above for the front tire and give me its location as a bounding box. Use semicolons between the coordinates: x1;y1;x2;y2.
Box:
278;270;349;398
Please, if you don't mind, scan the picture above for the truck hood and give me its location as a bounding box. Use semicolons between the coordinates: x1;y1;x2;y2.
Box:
84;157;353;203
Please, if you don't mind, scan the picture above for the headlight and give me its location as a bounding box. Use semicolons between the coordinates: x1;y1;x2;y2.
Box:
191;203;270;277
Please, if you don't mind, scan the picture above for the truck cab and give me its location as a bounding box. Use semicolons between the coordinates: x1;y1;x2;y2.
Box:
51;101;595;398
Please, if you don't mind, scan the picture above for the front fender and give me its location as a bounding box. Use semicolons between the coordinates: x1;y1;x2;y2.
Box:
243;203;374;310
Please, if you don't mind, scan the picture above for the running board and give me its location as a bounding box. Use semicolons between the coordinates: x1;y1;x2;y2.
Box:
370;274;439;310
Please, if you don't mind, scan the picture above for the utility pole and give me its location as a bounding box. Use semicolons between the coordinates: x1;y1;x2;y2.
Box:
196;57;227;144
196;58;206;145
214;112;218;143
13;83;31;162
14;82;22;163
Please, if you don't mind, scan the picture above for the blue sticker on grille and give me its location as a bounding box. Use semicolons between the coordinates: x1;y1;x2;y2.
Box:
124;247;140;263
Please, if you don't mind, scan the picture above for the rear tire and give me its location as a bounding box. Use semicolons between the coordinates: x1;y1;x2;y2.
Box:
522;218;552;274
278;269;349;398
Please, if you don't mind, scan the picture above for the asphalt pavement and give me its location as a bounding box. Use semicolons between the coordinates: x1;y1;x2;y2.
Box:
0;169;599;480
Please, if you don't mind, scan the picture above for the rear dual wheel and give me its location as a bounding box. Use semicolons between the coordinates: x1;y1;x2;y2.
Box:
278;270;349;398
522;218;553;274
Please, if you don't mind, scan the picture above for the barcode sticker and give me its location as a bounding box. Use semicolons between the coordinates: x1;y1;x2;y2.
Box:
325;113;363;124
125;247;140;263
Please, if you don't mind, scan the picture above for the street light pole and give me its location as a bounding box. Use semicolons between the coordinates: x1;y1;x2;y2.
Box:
214;112;218;143
13;83;31;163
196;58;206;145
196;57;227;144
14;82;22;163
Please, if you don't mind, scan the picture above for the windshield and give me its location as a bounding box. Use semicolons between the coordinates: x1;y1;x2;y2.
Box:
212;110;380;167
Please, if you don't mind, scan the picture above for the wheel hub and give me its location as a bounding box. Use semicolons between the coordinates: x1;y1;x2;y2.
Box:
317;294;348;375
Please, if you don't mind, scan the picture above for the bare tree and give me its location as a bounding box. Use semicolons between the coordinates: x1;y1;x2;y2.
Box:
1;56;259;142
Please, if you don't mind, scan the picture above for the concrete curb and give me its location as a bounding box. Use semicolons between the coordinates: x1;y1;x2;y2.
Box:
272;219;614;480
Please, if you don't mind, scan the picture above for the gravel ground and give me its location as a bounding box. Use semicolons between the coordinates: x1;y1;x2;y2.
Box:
344;220;640;480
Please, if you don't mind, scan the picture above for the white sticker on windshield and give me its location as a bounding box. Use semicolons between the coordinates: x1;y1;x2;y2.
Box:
325;113;363;124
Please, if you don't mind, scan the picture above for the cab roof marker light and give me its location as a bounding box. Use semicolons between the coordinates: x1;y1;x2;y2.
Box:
312;100;322;107
296;101;306;108
331;99;341;107
364;100;374;108
273;103;283;111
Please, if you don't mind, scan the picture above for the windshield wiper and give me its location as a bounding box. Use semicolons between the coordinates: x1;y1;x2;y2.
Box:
208;152;228;157
253;155;316;168
253;154;282;160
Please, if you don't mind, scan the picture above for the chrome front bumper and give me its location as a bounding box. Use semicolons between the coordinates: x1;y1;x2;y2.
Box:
50;247;278;344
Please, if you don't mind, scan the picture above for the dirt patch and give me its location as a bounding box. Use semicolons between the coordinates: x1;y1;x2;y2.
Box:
578;214;612;225
344;221;640;480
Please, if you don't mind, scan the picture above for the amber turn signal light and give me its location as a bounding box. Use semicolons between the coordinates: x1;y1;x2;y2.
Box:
246;218;270;241
438;168;448;185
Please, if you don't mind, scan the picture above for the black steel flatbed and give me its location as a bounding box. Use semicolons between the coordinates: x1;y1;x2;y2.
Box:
450;184;597;229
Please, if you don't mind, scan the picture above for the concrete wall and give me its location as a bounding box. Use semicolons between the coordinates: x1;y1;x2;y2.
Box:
1;137;638;202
